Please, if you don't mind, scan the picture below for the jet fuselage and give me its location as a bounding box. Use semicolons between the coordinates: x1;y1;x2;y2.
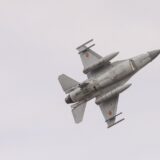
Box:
65;51;159;104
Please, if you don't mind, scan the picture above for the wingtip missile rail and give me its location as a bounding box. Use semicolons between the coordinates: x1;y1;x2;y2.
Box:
76;39;95;53
108;118;125;128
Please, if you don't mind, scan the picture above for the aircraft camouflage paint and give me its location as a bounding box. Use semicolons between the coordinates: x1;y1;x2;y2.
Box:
58;39;160;128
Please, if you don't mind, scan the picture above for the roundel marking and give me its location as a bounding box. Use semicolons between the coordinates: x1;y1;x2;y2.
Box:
85;52;89;58
108;111;112;116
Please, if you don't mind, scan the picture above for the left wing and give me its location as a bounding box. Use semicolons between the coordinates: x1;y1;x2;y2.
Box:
76;39;118;78
76;39;102;69
76;39;110;78
98;95;124;128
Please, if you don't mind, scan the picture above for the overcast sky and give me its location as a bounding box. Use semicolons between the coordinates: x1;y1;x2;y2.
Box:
0;0;160;160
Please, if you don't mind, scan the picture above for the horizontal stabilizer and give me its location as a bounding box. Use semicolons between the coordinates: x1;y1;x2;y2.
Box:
58;74;79;94
71;101;87;123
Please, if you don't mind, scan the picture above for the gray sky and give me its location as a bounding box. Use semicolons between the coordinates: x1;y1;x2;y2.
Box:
0;0;160;160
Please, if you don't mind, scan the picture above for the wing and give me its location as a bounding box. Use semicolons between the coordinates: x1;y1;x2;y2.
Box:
76;39;110;78
99;96;119;127
96;81;129;128
97;77;132;128
76;39;102;68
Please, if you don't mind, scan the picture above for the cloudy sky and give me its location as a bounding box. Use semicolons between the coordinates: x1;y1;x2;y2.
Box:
0;0;160;160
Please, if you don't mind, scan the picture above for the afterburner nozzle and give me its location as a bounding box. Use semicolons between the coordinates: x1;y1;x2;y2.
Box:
65;95;73;104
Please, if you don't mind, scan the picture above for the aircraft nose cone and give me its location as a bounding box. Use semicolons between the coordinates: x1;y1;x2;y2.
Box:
148;49;160;60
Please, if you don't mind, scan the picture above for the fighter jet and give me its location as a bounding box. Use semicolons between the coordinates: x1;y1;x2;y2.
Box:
58;39;160;128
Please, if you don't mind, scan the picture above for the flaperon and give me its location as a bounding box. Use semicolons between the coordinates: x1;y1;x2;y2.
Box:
58;39;160;128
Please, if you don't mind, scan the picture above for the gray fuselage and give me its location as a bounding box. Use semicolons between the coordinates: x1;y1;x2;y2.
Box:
65;51;159;104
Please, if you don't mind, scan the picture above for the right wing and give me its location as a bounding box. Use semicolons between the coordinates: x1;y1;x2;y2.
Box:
99;95;123;128
96;80;131;128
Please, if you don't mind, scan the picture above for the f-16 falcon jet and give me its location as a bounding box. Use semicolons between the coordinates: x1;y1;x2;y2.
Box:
58;39;160;128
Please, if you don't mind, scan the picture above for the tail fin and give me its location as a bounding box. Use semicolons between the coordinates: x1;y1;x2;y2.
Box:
71;101;87;123
58;74;79;94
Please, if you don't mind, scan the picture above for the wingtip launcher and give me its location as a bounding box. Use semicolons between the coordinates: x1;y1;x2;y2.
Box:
106;112;125;128
108;118;125;128
76;39;95;53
